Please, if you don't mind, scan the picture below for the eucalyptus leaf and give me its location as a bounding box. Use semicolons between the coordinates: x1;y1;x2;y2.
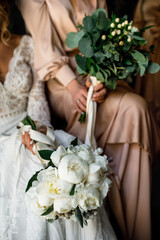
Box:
96;11;108;30
139;64;146;76
65;30;84;49
83;16;94;32
148;62;160;74
92;8;107;19
96;71;104;82
78;36;94;57
130;50;146;63
75;54;87;72
105;77;117;89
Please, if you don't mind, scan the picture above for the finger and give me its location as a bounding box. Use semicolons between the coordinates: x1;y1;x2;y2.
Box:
76;99;86;112
93;83;104;92
93;88;107;101
85;78;91;89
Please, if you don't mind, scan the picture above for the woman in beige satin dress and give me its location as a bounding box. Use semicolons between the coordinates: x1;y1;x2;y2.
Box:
133;0;160;126
16;1;160;239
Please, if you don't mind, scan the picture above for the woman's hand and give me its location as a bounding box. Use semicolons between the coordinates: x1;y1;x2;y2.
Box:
67;79;88;113
21;132;35;155
21;125;47;155
86;77;107;103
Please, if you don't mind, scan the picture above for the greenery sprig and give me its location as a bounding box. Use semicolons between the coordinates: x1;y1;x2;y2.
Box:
66;9;160;90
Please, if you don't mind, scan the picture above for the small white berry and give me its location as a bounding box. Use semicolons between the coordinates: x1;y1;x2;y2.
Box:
119;41;124;46
111;30;116;36
110;23;115;28
117;30;121;35
127;37;132;42
128;25;132;30
101;35;106;40
124;20;128;25
117;24;122;28
115;18;120;23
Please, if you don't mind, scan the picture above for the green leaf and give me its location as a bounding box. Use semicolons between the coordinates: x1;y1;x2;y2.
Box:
75;54;87;72
149;45;156;54
75;206;83;228
148;62;160;74
139;65;146;76
70;137;78;146
83;16;94;32
96;71;104;82
132;35;146;41
96;11;108;30
41;205;54;216
105;77;117;90
38;150;53;160
27;116;36;130
25;169;42;192
94;51;105;63
22;118;30;126
125;59;132;65
65;30;84;48
76;65;87;75
78;112;86;123
140;25;155;33
70;184;76;195
130;50;146;63
78;36;94;57
92;8;107;19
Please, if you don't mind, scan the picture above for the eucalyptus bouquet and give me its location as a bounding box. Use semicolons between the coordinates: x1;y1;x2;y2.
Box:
66;8;160;90
20;116;111;228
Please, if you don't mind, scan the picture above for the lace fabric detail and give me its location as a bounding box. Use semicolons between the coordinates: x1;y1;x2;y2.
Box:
0;35;51;127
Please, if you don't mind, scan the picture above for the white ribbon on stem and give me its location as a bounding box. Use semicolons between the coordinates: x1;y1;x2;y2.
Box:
85;76;101;150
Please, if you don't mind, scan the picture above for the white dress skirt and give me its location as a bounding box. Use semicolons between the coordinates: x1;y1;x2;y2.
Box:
0;35;117;240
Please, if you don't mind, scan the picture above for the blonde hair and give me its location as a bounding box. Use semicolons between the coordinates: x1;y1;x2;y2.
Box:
0;3;10;45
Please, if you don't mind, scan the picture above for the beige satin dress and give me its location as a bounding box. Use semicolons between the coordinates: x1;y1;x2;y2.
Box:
133;0;160;126
16;1;160;239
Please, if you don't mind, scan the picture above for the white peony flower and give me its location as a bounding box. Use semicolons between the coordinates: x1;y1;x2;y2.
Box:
37;167;73;198
58;154;89;184
78;187;100;211
54;196;78;213
25;186;53;217
76;144;95;164
87;163;102;183
50;145;67;167
100;178;112;201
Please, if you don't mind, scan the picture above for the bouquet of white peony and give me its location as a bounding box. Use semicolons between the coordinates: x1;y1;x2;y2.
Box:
20;117;111;227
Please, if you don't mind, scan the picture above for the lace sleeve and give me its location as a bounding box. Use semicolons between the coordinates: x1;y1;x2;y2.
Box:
24;35;51;126
27;70;51;126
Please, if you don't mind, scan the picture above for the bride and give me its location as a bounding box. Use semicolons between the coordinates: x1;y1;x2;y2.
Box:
0;1;117;240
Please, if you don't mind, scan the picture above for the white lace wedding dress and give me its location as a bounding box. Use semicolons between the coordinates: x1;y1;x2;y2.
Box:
0;35;117;240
